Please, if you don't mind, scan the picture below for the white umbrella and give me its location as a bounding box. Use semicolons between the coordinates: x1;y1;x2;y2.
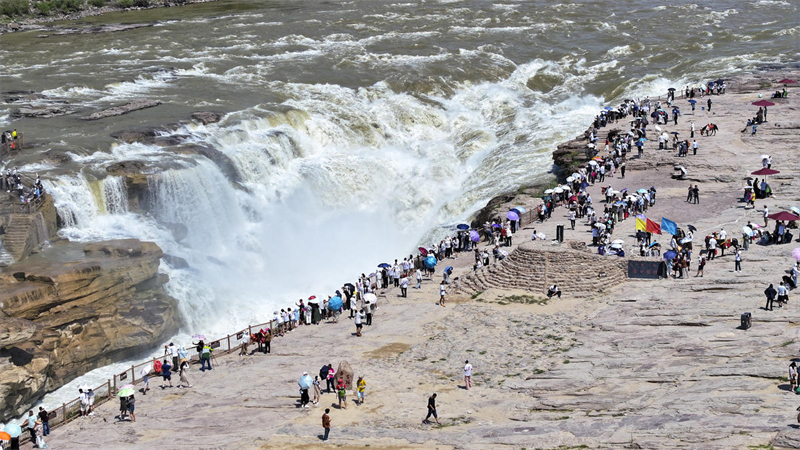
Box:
760;154;770;160
626;195;637;201
544;189;554;194
553;187;564;194
612;239;625;245
742;226;753;237
562;185;571;191
566;176;574;183
594;223;606;229
655;125;662;132
364;293;377;304
588;160;599;166
609;242;623;249
680;237;692;244
791;206;800;215
572;172;581;179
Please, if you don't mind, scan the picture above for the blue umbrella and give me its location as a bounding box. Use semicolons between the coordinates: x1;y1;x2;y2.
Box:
456;224;470;230
377;263;390;268
328;296;343;311
663;250;678;261
512;206;527;214
638;137;647;142
470;230;480;243
424;255;437;269
492;224;502;228
507;211;519;221
299;374;313;390
688;99;697;104
670;131;680;135
604;106;614;111
580;181;589;189
3;423;22;438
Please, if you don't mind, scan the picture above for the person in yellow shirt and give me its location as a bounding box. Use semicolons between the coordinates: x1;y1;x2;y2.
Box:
356;377;366;405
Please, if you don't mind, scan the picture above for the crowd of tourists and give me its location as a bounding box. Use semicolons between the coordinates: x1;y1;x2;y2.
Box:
2;168;45;205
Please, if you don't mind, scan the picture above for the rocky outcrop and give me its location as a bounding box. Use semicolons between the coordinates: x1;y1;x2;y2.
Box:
453;240;628;298
551;128;594;180
83;99;162;121
0;194;58;264
191;111;222;125
11;103;77;119
0;239;180;421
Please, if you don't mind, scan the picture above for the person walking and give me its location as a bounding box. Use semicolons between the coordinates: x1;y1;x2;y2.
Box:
734;249;742;272
763;205;769;228
141;365;151;395
160;359;173;388
695;256;706;277
178;360;192;388
765;284;777;311
322;409;331;442
127;395;136;422
356;377;366;405
336;377;348;410
300;372;311;409
312;376;322;405
416;268;423;289
620;161;626;179
707;98;712;112
569;210;576;230
423;393;440;425
38;406;50;437
790;362;798;392
439;281;446;307
464;360;473;390
400;274;408;297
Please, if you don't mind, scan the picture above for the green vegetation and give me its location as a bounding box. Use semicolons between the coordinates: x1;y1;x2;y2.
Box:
470;291;483;300
748;445;775;450
88;0;104;6
117;0;132;6
33;0;84;15
1;0;29;17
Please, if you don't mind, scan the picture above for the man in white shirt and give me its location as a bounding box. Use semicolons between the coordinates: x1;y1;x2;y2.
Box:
79;389;89;417
464;360;473;390
399;274;408;298
763;206;769;227
439;282;446;307
719;228;727;241
415;268;423;289
88;388;96;415
708;237;717;260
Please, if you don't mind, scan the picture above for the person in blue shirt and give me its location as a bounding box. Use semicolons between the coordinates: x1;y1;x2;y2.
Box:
160;360;173;388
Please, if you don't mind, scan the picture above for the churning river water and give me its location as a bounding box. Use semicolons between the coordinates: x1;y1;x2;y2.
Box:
0;0;798;408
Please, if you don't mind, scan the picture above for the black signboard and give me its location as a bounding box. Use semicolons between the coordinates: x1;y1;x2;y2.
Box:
236;332;243;340
628;260;663;279
49;410;58;419
118;371;128;381
210;341;221;349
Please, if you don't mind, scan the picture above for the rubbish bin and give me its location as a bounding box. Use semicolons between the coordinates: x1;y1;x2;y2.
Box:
740;312;751;330
556;224;564;243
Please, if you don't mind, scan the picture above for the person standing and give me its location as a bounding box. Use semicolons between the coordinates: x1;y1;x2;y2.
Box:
38;406;50;437
695;256;706;277
88;388;96;415
127;395;136;422
439;281;447;307
763;205;769;228
312;376;322;405
692;139;698;155
200;343;213;371
79;388;90;417
161;359;173;388
21;410;37;443
423;393;440;425
264;329;272;354
764;284;777;311
620;161;626;179
400;274;408;298
690;122;695;138
464;360;473;390
569;209;576;230
336;378;348;410
734;249;742;272
168;342;179;368
791;362;798;392
326;364;336;393
300;373;311;409
416;268;423;289
119;394;128;421
178;360;192;388
707;98;712;112
686;185;693;203
777;282;789;307
354;309;363;337
322;409;331;442
356;377;366;405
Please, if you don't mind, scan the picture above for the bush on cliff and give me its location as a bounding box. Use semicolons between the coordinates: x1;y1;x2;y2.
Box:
117;0;132;6
0;0;29;16
88;0;104;7
34;0;84;14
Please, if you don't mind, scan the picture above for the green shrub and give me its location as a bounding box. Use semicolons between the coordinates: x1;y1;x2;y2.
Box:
34;0;52;14
52;0;83;12
0;0;29;16
117;0;131;6
131;0;146;6
88;0;104;7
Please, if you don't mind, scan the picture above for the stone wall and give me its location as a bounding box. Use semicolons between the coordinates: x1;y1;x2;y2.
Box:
0;239;180;421
0;193;58;264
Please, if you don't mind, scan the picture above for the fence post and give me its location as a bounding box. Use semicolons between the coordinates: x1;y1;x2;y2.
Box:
131;365;136;383
227;333;231;351
61;403;66;422
107;379;111;399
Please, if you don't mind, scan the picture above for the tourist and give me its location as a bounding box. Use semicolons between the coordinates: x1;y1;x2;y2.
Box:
200;343;213;371
356;377;366;405
79;388;90;417
160;359;173;388
141;365;150;395
354;309;363;337
764;284;777;311
38;406;50;437
312;376;322;405
322;409;331;442
416;268;423;289
734;249;742;272
777;282;789;307
118;394;128;421
178;360;192;388
695;256;706;277
439;281;446;307
790;362;798;392
127;395;136;422
763;206;769;227
400;273;408;297
168;342;179;367
423;393;440;425
264;328;272;354
326;364;336;393
547;284;561;299
336;377;348;409
240;332;249;356
464;360;473;390
21;410;37;444
300;372;311;408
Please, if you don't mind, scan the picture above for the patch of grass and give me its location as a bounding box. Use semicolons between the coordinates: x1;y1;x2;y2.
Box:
534;369;546;374
479;350;487;355
563;359;570;364
117;0;132;6
0;0;29;16
779;340;795;347
555;416;570;420
544;334;563;341
749;445;775;450
470;291;483;300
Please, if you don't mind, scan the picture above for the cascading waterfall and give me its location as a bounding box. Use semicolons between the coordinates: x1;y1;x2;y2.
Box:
101;176;129;214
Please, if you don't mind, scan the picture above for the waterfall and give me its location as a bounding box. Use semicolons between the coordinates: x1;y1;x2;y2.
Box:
101;176;129;214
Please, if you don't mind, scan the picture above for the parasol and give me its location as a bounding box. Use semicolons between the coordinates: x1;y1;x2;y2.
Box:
328;296;343;310
424;255;437;269
456;224;470;230
418;246;428;255
470;230;480;243
299;374;313;390
507;211;520;221
752;100;775;107
767;211;800;221
663;250;678;261
778;79;797;84
742;226;753;237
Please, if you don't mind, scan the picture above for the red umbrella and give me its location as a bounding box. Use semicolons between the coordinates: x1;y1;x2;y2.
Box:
752;100;775;107
418;247;428;256
777;79;797;84
308;295;316;300
751;168;780;176
768;211;800;221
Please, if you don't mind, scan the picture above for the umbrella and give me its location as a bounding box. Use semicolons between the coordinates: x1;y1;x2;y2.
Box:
566;176;574;183
191;334;207;341
492;223;502;228
0;431;10;441
507;211;520;221
544;189;554;194
778;79;797;84
470;230;480;242
793;248;800;261
572;172;581;179
308;295;317;300
604;106;614;111
610;242;623;249
680;237;692;244
637;188;648;194
512;206;527;213
649;242;660;248
580;181;589;189
378;263;391;268
553;187;564;194
445;266;453;274
742;226;753;237
627;131;635;136
328;296;343;310
593;156;604;161
768;211;800;221
561;185;571;191
663;250;678;261
752;100;775;107
424;256;437;268
364;292;377;303
670;131;680;135
594;223;606;229
119;384;135;390
117;387;135;397
588;160;598;166
751;168;779;176
308;297;320;304
688;99;697;104
668;87;676;91
791;206;800;215
2;424;21;439
612;239;625;245
418;246;428;255
456;224;470;230
687;225;697;232
568;195;577;202
760;154;770;160
638;137;647;142
299;374;313;389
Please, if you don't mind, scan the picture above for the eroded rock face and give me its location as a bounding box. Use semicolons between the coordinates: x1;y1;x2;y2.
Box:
83;99;162;121
190;111;222;125
0;239;180;421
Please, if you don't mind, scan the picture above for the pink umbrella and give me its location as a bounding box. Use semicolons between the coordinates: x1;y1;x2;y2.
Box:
418;247;428;256
119;384;135;390
752;100;775;107
793;248;800;261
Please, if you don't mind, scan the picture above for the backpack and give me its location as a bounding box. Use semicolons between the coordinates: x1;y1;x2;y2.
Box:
154;360;162;374
319;365;329;380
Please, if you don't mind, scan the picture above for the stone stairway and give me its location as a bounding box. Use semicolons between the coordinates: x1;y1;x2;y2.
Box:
453;240;628;298
0;194;57;265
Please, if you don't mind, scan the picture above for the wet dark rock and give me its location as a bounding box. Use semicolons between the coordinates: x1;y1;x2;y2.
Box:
191;111;222;125
83;99;162;121
11;104;76;119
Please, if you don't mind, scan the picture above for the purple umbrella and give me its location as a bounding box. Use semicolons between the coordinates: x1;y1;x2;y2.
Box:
507;211;520;221
469;230;480;243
